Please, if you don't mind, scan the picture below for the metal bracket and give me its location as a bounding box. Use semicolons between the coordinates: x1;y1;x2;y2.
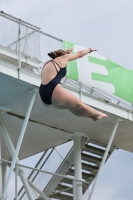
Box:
65;131;88;140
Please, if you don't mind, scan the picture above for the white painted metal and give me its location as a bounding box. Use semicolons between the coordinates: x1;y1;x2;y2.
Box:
0;114;34;200
0;11;132;200
0;47;40;68
44;137;87;196
54;146;73;170
16;162;90;185
73;135;82;200
0;90;36;200
0;71;133;154
0;11;40;30
23;26;28;55
54;147;65;161
17;150;52;199
0;60;132;121
0;11;61;42
2;163;7;195
28;180;50;200
0;134;2;198
15;165;18;200
18;20;21;79
9;30;35;50
73;179;76;200
88;119;121;200
79;82;82;100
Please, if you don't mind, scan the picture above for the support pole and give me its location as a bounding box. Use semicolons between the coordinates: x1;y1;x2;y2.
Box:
0;134;2;198
88;119;121;200
2;163;7;193
73;135;82;200
15;165;18;200
18;20;21;79
0;90;36;200
0;115;34;200
73;179;76;200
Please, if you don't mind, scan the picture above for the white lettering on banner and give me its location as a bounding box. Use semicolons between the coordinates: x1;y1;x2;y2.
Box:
73;45;115;94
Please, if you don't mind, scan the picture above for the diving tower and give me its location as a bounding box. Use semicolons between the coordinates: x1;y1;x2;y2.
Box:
0;11;133;200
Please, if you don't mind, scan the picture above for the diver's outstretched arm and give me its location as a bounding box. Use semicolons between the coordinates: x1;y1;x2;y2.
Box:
64;48;97;61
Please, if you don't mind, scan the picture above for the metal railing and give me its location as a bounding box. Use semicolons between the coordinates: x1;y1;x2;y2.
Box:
0;158;90;200
0;11;63;76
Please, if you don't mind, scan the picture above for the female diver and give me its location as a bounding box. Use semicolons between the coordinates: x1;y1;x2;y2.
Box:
39;48;108;121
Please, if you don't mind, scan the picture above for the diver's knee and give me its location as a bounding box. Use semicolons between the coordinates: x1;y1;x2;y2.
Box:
75;103;83;110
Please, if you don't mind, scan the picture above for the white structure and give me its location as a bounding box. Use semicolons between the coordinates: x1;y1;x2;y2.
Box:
0;11;133;200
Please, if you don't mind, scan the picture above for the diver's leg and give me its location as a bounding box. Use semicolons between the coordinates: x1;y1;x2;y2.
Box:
51;104;96;121
52;85;108;120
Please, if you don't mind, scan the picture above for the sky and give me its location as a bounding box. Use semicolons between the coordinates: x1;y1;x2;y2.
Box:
0;0;133;200
1;0;133;70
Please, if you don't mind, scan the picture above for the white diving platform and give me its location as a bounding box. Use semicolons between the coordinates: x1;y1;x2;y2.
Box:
0;60;133;161
0;11;133;200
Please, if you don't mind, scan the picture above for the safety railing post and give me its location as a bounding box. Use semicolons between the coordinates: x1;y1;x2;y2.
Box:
79;81;82;100
18;19;21;79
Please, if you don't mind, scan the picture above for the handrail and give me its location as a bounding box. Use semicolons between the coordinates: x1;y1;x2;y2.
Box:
0;158;90;185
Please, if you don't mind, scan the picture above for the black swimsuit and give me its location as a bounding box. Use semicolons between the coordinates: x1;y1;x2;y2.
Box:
39;60;66;105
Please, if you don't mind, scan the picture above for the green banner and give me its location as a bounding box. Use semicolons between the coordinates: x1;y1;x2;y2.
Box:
63;40;133;103
63;40;79;81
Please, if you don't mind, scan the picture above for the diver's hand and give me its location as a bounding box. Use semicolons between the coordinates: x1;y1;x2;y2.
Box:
89;48;97;53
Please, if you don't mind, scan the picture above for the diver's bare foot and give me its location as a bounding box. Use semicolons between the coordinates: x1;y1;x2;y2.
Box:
95;111;108;121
